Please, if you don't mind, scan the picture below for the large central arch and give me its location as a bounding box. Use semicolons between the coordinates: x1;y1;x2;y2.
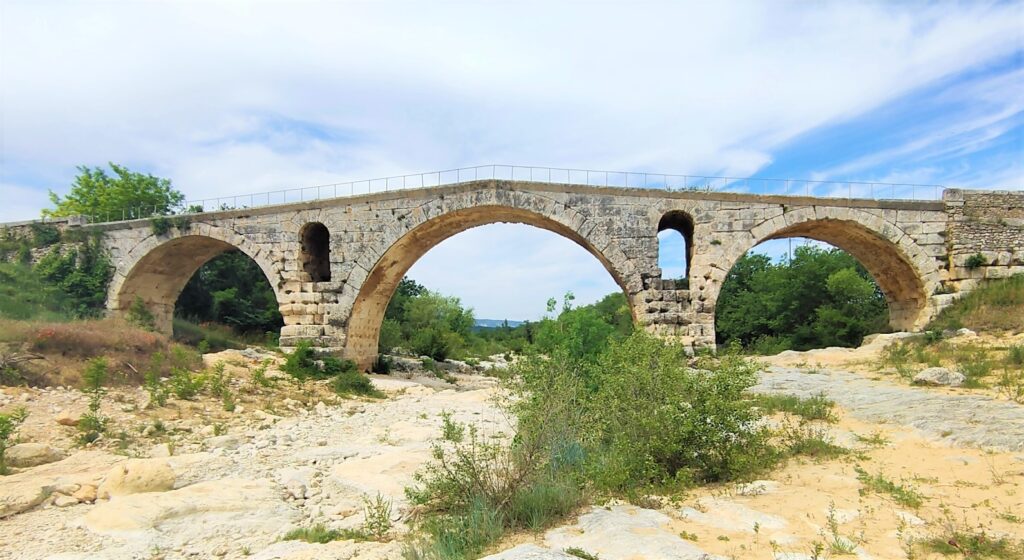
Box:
711;207;942;334
343;205;638;369
108;226;283;336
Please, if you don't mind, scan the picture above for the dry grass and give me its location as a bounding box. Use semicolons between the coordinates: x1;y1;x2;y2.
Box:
0;317;200;388
929;274;1024;333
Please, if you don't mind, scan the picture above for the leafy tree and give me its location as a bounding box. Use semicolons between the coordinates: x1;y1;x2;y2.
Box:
175;251;283;334
33;237;113;318
715;245;888;351
43;163;184;220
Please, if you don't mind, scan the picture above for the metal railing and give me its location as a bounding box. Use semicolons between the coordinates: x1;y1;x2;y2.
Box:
79;164;991;224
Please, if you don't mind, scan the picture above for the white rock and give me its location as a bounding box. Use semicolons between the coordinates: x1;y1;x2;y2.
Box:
680;497;787;533
150;443;172;458
912;367;966;387
53;494;79;507
546;505;715;559
481;544;578;560
98;458;176;498
6;443;66;468
206;434;244;450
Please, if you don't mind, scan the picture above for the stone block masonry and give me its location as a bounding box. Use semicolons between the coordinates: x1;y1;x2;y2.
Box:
4;182;1021;370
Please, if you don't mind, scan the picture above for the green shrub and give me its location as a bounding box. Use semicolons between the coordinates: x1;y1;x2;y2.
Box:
29;223;61;247
126;296;156;330
169;367;204;400
150;216;173;236
144;352;169;407
854;466;925;509
965;253;987;269
752;393;836;422
285;341;382;397
331;366;383;398
0;407;28;475
1007;344;1024;366
372;354;392;374
78;358;108;443
405;332;777;558
282;341;332;380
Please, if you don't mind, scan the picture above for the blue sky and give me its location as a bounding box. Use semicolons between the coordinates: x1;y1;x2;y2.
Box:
1;1;1021;320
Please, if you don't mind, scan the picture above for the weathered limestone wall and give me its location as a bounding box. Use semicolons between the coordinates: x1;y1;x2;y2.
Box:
6;181;1019;370
944;189;1024;292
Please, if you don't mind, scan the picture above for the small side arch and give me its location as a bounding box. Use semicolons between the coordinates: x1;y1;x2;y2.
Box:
108;225;283;335
299;222;331;282
658;210;695;281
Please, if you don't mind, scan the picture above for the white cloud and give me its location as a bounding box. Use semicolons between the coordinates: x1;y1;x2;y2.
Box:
1;1;1020;315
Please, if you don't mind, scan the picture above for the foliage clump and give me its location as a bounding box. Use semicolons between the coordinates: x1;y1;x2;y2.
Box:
43;163;185;221
927;274;1023;333
716;246;889;352
405;330;779;559
0;407;28;475
284;341;382;398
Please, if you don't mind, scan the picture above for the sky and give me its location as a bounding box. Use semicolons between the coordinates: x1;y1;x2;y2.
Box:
1;1;1022;320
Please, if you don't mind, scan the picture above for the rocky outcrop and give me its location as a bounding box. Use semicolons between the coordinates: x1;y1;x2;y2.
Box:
5;443;65;468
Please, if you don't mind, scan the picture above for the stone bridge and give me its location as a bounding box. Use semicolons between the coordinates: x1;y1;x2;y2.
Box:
31;181;1024;369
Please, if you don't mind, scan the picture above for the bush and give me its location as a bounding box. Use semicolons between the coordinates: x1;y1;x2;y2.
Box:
285;341;382;397
965;253;987;269
29;223;61;247
406;332;777;558
126;297;156;330
0;407;28;475
78;358;108;443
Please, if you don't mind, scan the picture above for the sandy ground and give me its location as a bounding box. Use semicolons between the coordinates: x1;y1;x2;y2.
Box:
1;345;1021;560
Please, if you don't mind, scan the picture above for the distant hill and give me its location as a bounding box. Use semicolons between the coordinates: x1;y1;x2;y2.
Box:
474;319;525;329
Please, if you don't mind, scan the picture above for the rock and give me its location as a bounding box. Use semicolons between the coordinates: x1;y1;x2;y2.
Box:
56;409;80;426
6;443;66;468
482;544;578;560
545;505;714;559
150;443;172;458
81;478;297;534
680;497;787;533
53;494;79;507
206;434;243;451
0;451;117;518
98;458;176;498
912;367;966;387
955;328;978;338
73;484;98;503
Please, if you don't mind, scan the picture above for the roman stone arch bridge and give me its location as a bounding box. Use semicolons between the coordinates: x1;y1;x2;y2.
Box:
75;181;1024;370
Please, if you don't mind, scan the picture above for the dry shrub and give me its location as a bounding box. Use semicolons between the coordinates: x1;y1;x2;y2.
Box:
2;318;200;387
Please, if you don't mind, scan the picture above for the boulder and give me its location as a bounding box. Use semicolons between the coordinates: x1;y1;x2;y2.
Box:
98;458;176;498
73;484;98;503
913;367;966;387
55;409;80;427
6;443;66;468
53;494;79;507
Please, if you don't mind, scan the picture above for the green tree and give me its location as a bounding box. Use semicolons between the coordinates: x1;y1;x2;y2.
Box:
715;245;888;351
175;251;283;334
44;163;184;220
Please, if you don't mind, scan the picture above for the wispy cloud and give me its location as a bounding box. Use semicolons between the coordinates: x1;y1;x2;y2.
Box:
1;1;1020;318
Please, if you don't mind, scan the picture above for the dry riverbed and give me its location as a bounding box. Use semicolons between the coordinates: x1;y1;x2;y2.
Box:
1;346;1022;560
